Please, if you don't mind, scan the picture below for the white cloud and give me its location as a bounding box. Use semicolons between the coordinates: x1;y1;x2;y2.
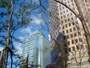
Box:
0;47;4;51
21;27;32;33
32;17;44;24
18;36;25;41
14;42;23;55
31;14;44;25
48;34;51;41
20;27;33;37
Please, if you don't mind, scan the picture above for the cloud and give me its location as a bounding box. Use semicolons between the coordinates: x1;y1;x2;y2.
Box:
0;47;4;51
48;34;51;41
31;14;44;25
18;36;25;41
20;27;33;37
21;27;32;33
14;42;23;55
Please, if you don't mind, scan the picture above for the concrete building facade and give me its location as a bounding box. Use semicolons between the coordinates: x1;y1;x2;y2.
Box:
49;0;90;67
75;0;90;33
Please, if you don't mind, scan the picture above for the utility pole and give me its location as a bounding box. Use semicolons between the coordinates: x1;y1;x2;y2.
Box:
54;0;90;62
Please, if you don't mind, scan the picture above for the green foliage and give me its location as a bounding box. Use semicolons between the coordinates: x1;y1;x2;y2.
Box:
0;0;8;7
0;0;11;10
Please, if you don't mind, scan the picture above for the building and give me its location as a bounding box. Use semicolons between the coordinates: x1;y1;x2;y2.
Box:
22;31;51;68
0;48;3;68
49;0;90;67
49;0;61;40
50;33;68;68
75;0;90;32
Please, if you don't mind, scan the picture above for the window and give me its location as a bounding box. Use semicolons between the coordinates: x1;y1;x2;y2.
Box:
76;21;78;24
85;0;88;2
71;17;73;20
61;21;63;24
65;24;67;28
62;26;64;29
65;19;67;22
64;15;66;17
79;38;82;42
66;9;68;12
78;32;81;35
67;14;69;16
70;34;73;38
66;30;68;33
68;18;70;21
71;0;73;2
67;41;70;45
72;40;74;44
67;35;69;39
81;45;84;49
73;27;76;31
77;27;80;30
88;8;90;11
76;45;79;50
70;28;72;32
75;39;78;43
69;23;71;26
72;47;75;51
72;22;75;25
73;7;75;10
74;33;77;37
70;13;72;15
63;6;64;9
63;31;65;34
61;16;63;19
68;48;71;52
72;3;74;6
0;51;1;56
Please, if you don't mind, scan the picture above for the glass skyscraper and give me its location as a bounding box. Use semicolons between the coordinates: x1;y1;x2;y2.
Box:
22;31;51;68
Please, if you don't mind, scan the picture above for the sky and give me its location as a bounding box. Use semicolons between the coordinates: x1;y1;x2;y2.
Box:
14;0;50;67
13;0;50;55
0;0;50;48
14;0;49;38
0;0;50;67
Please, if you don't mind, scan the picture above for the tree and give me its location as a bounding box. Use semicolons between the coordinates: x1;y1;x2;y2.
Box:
0;0;39;68
0;0;48;68
50;34;68;68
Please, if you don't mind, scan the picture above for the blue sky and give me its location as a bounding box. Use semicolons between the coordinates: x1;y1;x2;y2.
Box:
14;0;49;38
13;0;50;53
0;0;50;47
0;0;50;67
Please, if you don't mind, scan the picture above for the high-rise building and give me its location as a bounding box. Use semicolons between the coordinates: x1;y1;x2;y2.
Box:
49;0;61;40
75;0;90;32
49;0;90;67
22;31;51;68
0;48;3;68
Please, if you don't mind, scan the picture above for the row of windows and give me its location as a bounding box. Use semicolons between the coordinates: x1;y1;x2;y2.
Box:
66;32;81;39
62;22;76;29
67;38;83;45
67;32;81;39
63;27;78;34
68;44;84;52
61;15;74;20
61;18;76;25
59;1;76;11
